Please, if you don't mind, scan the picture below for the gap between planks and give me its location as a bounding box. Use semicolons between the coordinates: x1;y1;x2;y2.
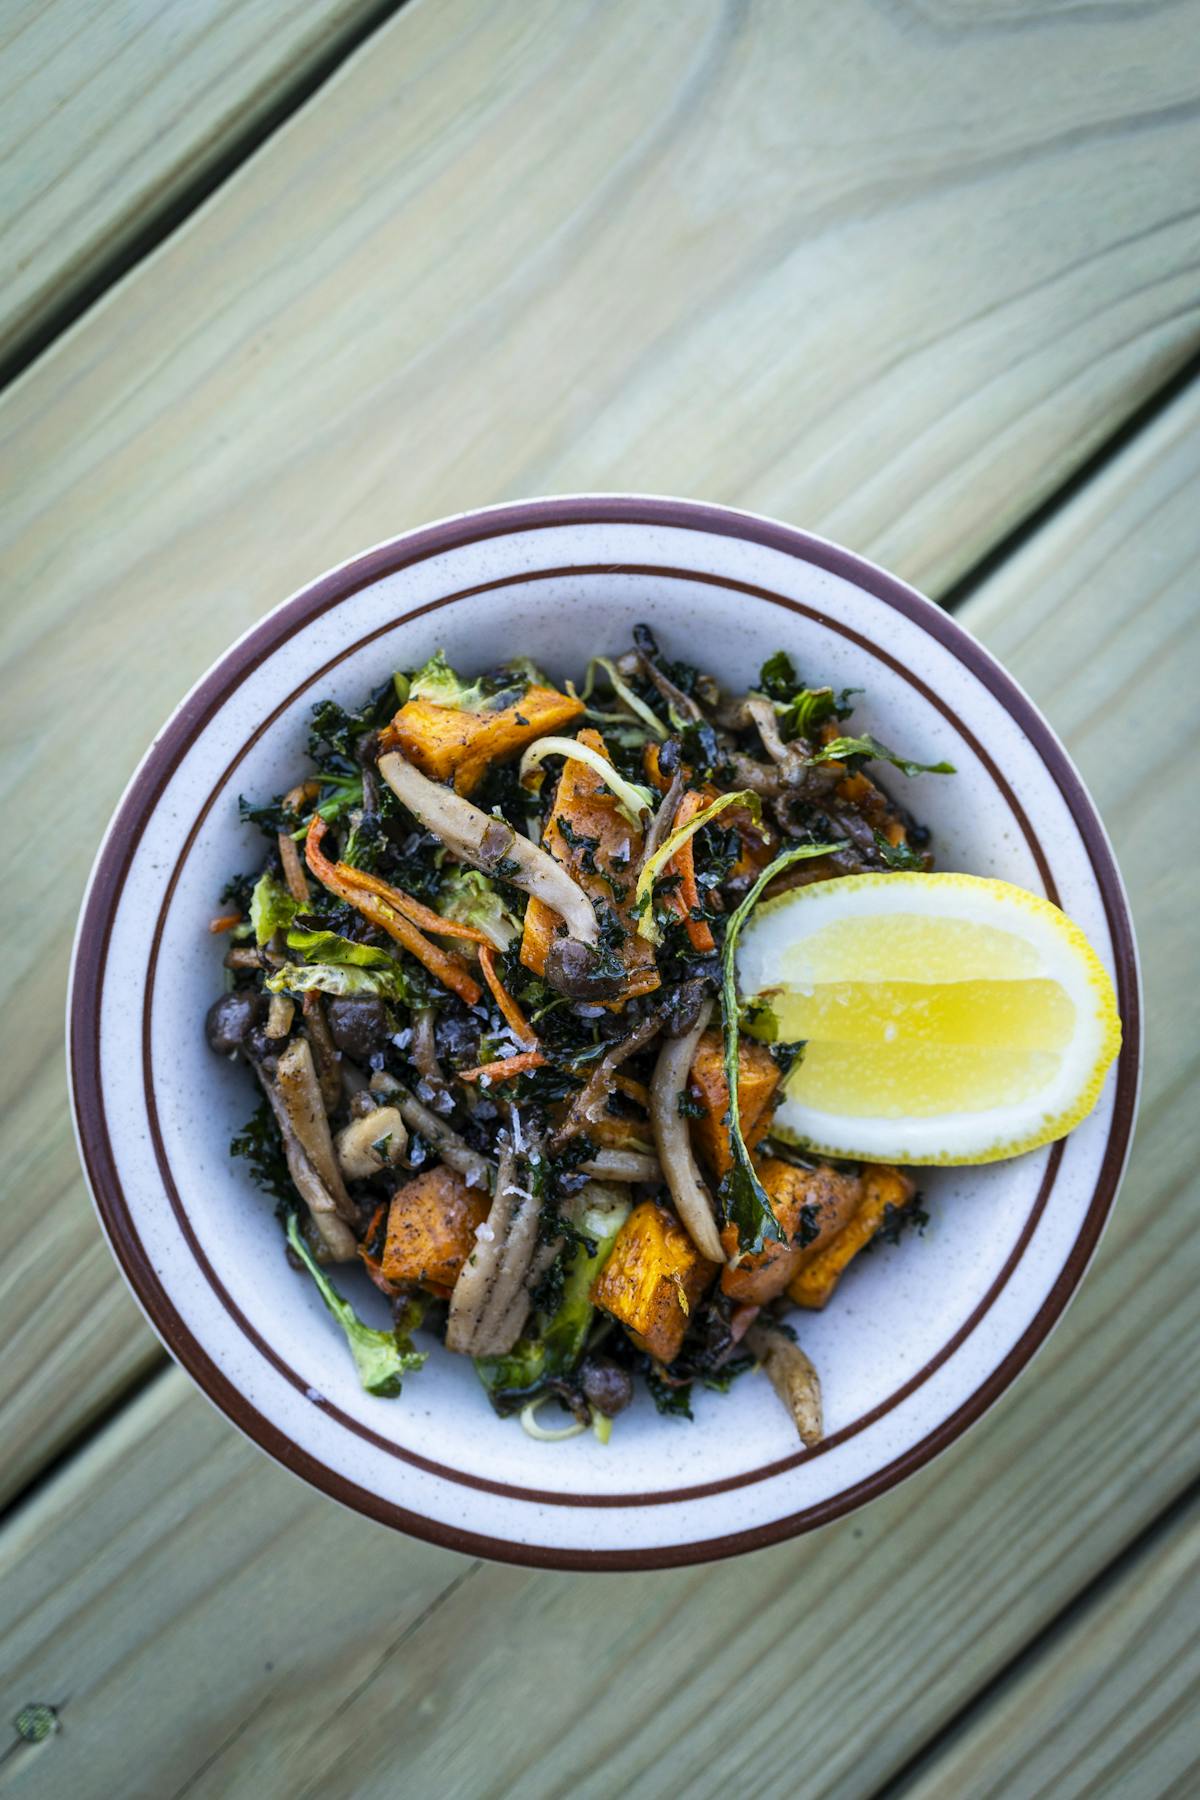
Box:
876;1473;1200;1800
0;0;408;389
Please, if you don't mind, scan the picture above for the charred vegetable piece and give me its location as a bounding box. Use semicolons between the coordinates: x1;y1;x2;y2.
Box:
590;1201;719;1364
381;670;584;796
520;727;659;1000
688;1029;780;1180
719;1158;848;1303
382;1163;491;1294
787;1165;916;1308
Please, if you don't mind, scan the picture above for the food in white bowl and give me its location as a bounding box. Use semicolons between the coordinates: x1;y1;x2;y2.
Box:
204;628;1120;1453
70;498;1139;1567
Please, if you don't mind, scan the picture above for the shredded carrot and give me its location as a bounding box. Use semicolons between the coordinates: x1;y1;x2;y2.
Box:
613;1073;650;1108
459;1050;548;1084
664;791;716;953
642;741;670;793
478;945;537;1047
305;816;483;1007
336;864;493;944
208;911;243;934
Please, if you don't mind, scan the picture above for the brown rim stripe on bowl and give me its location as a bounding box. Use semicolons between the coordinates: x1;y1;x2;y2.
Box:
69;497;1141;1569
140;566;1064;1507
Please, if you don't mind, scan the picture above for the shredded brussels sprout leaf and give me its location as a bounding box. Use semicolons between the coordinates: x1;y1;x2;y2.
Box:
437;868;523;950
265;961;420;1003
579;656;668;740
285;1212;425;1397
718;840;843;1254
635;789;763;944
284;928;397;967
249;871;299;945
518;735;655;829
408;649;545;714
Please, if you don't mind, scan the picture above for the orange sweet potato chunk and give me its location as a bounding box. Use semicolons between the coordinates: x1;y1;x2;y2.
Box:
520;728;659;998
591;1202;719;1364
787;1164;916;1309
381;682;584;796
381;1163;489;1293
688;1029;780;1180
719;1158;862;1305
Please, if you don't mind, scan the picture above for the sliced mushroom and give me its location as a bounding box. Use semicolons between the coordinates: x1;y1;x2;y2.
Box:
301;990;343;1112
335;1106;408;1181
578;1148;662;1183
648;998;725;1262
277;829;311;905
377;750;598;945
411;1005;447;1093
275;1037;355;1221
629;628;704;723
369;1071;492;1190
635;771;684;877
550;1009;665;1151
253;1066;357;1261
746;1320;823;1446
445;1144;542;1356
265;993;295;1039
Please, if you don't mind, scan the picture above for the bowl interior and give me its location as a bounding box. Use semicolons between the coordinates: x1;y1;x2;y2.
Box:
76;507;1134;1561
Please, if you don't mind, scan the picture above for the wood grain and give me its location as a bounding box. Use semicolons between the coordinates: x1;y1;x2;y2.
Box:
0;0;392;369
2;375;1196;1798
898;1495;1200;1800
3;0;1200;1507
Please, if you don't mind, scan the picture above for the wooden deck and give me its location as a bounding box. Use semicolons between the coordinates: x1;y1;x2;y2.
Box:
2;2;1197;1793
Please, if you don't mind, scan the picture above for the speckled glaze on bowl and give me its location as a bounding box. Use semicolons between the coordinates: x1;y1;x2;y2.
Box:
68;497;1140;1570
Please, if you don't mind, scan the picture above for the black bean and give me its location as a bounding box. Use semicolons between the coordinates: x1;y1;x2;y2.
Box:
324;994;389;1059
579;1356;634;1418
205;990;263;1057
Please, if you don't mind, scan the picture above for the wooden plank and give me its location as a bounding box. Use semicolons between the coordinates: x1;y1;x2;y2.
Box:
897;1495;1200;1800
1;380;1196;1797
3;0;1200;1506
0;0;392;370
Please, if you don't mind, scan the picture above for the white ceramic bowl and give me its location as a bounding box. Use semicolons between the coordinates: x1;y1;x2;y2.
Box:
69;497;1140;1569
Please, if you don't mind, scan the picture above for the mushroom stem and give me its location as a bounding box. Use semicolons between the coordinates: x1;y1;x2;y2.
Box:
277;829;311;905
746;1321;823;1446
578;1149;661;1183
550;1009;665;1151
369;1072;492;1190
377;750;599;946
302;991;343;1112
445;1143;543;1356
254;1066;357;1261
648;999;725;1262
275;1037;355;1220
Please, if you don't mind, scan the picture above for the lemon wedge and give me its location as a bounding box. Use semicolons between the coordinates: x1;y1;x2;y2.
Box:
736;872;1122;1165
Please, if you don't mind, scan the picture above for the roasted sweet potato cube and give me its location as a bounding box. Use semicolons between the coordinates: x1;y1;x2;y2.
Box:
788;1165;916;1309
381;1163;489;1293
719;1158;861;1304
591;1201;718;1363
381;683;584;796
520;728;659;999
689;1029;780;1179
